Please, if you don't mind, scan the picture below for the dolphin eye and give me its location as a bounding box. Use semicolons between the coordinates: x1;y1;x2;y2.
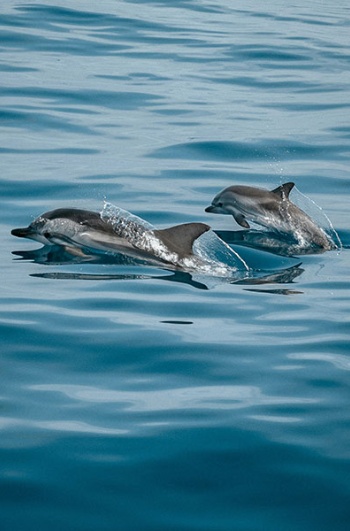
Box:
216;202;223;207
43;232;51;239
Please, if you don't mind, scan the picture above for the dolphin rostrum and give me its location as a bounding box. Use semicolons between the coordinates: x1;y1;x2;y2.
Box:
205;182;335;251
11;207;212;267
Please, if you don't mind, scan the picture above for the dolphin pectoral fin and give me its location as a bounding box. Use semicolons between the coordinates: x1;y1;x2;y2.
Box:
154;223;210;258
271;182;295;199
234;213;250;229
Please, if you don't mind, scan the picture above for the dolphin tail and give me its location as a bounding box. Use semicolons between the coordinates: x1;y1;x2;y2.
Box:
271;182;295;199
154;223;210;258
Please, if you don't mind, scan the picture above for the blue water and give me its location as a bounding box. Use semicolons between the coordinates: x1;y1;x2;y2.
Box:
1;1;350;529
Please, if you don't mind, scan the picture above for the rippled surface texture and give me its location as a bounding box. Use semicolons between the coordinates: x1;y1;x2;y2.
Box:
2;1;350;530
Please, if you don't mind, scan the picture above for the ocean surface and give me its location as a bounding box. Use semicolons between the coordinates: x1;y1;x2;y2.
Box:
1;1;350;529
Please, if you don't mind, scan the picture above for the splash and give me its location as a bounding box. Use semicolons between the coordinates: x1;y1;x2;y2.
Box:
101;201;179;264
101;202;248;276
193;229;249;272
290;187;342;250
244;185;340;254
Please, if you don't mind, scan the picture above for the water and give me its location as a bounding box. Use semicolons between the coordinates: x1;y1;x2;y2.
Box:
1;1;350;529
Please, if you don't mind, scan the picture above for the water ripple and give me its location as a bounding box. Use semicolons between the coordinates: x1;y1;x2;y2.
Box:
2;1;350;529
150;139;348;161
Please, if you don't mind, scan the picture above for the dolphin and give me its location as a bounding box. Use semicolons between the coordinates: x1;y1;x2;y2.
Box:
205;182;335;251
11;207;211;267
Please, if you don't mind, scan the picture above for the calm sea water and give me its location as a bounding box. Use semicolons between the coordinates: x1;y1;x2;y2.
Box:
1;1;350;530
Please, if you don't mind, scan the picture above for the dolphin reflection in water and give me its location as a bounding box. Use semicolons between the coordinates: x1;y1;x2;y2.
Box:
12;241;304;293
206;182;338;254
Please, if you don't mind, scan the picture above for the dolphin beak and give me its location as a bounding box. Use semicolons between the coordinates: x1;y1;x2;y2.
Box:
11;227;34;238
205;205;216;213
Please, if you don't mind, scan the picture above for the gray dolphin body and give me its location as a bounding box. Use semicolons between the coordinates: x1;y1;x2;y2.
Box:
205;182;335;251
12;208;210;267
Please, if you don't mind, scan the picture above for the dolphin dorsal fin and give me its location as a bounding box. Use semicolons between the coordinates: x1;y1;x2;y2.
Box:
271;182;295;199
154;223;210;258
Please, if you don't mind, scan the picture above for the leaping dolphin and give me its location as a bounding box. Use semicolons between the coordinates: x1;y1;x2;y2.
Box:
11;207;212;268
205;182;335;251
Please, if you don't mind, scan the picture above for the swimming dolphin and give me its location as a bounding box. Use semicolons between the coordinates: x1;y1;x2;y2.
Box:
11;207;211;267
205;182;335;251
